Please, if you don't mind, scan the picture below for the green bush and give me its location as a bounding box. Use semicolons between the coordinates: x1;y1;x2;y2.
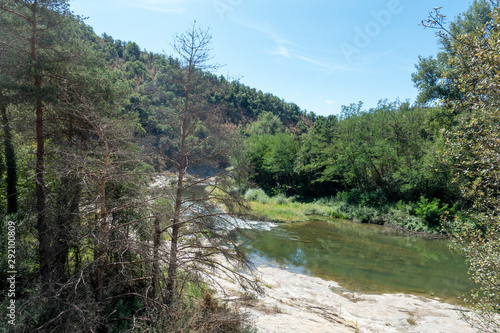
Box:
395;200;416;214
244;188;270;203
386;209;430;232
304;205;322;215
348;206;385;224
414;196;451;227
335;189;385;207
273;193;289;205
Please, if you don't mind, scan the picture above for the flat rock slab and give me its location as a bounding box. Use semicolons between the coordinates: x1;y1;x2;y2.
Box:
214;265;475;333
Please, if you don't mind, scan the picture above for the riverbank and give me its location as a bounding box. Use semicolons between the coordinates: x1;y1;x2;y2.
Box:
213;265;475;333
242;188;450;234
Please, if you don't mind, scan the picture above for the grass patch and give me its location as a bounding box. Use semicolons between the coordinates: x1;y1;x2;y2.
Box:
248;200;307;223
243;189;348;223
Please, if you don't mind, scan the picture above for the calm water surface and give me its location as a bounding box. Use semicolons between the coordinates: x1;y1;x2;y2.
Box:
243;219;474;304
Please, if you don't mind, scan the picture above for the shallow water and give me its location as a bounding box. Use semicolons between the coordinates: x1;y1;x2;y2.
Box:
243;219;474;304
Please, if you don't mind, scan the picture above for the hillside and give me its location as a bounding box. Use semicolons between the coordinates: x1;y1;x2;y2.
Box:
94;33;313;130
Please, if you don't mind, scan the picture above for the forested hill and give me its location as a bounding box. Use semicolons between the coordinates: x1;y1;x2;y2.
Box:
91;28;455;204
93;32;313;133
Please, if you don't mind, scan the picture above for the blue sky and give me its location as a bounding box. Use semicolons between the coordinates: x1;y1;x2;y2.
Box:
70;0;473;116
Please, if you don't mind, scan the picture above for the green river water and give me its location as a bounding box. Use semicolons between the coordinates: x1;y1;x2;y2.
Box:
243;219;474;304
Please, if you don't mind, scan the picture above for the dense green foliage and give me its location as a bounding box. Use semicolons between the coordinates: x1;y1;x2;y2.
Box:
0;3;260;332
412;0;495;105
243;100;459;204
435;3;500;329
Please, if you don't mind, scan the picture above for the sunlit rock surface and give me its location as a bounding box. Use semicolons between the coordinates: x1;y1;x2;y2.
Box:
214;265;475;333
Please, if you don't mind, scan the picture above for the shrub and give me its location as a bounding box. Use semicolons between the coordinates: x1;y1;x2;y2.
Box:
304;205;322;215
386;209;430;232
335;189;385;207
273;193;289;205
244;188;270;203
414;196;452;227
395;200;416;215
349;206;385;224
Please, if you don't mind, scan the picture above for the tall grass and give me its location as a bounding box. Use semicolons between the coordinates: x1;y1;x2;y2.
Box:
243;189;345;223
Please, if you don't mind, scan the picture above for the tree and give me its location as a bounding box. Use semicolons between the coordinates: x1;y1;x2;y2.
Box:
75;99;145;332
294;115;340;196
0;4;22;215
427;3;500;330
411;55;457;105
124;41;141;62
412;0;496;105
0;94;17;215
445;106;500;332
0;3;162;331
155;22;257;308
247;110;284;135
245;132;300;195
0;0;85;287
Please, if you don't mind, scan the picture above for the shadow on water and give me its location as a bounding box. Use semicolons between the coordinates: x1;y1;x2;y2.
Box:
242;219;474;304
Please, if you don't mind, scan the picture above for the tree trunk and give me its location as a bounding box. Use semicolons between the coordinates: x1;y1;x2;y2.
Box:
94;176;108;333
30;0;50;288
164;86;190;307
35;83;49;286
0;94;18;214
95;139;110;333
151;217;161;299
164;177;183;306
54;176;81;279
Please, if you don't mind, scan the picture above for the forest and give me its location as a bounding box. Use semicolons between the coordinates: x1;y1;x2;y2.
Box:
0;0;499;332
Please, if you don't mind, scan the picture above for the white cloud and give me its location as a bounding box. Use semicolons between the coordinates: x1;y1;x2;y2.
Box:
325;99;335;105
270;46;291;58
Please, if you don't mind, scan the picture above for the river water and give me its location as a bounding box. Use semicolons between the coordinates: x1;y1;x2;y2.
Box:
241;218;474;304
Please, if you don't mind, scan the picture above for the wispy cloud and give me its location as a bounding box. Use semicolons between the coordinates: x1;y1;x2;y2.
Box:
232;17;361;73
357;49;395;67
232;18;299;47
270;46;291;58
296;55;361;73
123;0;186;14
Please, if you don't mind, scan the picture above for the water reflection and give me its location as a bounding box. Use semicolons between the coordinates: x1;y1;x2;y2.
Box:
243;219;474;303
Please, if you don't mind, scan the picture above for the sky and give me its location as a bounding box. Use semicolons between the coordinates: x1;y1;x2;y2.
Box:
69;0;473;116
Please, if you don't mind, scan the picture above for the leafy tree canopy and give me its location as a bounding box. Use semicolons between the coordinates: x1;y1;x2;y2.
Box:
412;0;496;105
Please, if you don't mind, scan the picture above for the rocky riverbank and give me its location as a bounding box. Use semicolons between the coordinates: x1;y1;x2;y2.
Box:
213;265;475;333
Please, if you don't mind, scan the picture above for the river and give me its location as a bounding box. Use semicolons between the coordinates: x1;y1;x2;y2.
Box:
241;218;474;304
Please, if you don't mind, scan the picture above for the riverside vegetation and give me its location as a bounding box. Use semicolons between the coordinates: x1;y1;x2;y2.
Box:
242;188;456;234
0;0;499;332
